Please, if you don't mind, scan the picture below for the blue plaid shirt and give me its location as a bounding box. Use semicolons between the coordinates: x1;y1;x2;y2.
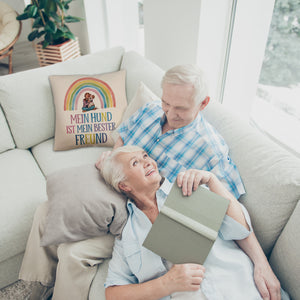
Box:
118;101;245;199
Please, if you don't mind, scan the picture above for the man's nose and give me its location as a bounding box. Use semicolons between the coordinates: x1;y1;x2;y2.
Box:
166;107;176;117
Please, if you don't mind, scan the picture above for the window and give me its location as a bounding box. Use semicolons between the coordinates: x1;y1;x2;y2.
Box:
250;0;300;156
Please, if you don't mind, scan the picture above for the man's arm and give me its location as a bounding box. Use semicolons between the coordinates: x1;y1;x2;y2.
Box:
176;169;281;300
236;233;281;300
176;169;249;229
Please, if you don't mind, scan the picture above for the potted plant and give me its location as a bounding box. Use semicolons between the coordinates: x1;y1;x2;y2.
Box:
17;0;83;66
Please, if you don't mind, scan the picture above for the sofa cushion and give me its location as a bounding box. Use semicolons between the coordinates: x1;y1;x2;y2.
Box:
202;101;300;255
41;164;127;246
0;105;14;153
49;70;127;150
120;81;160;123
0;149;47;263
31;138;109;177
0;47;125;150
120;51;164;105
269;200;300;300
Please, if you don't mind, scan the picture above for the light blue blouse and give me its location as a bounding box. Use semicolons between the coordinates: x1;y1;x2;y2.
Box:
104;180;288;300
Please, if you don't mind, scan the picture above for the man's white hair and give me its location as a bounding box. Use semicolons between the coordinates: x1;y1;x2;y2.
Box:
161;64;209;105
100;145;144;193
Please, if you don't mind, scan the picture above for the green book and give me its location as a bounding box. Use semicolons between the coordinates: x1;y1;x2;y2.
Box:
143;184;230;264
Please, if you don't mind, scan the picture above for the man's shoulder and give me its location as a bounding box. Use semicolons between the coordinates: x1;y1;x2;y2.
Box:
142;100;161;111
136;100;162;120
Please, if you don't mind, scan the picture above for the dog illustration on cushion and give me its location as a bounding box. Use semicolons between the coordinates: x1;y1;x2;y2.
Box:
82;92;96;112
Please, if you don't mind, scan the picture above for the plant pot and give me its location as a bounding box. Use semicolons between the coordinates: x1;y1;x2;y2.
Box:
34;37;80;67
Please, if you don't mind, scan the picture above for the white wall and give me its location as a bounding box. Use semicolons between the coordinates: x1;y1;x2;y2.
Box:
106;0;140;51
81;0;108;54
143;0;202;71
143;0;233;103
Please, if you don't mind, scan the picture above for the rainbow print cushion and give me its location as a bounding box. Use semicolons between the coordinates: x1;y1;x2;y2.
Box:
49;70;127;150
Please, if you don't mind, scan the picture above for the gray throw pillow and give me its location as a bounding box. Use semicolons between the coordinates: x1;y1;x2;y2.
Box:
41;164;128;246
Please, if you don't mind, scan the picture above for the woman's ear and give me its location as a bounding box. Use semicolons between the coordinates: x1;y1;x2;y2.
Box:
118;182;131;193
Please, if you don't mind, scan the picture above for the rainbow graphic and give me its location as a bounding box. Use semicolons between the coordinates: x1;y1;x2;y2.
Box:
64;77;116;111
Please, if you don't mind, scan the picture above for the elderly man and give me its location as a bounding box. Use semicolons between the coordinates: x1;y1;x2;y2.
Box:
20;65;280;300
96;64;281;299
100;145;287;300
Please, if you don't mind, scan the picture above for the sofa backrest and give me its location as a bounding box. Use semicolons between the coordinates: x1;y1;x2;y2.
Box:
0;105;15;153
121;51;164;103
0;47;125;150
202;101;300;256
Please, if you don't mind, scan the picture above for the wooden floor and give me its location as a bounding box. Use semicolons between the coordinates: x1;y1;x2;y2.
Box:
0;41;40;76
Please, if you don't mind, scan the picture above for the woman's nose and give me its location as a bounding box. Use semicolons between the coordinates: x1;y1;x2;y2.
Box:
143;159;150;167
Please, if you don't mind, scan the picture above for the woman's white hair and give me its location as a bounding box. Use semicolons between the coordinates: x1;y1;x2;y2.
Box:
161;64;209;105
100;145;144;193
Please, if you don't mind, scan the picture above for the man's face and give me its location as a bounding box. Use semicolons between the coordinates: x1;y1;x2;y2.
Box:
117;150;162;193
161;83;201;129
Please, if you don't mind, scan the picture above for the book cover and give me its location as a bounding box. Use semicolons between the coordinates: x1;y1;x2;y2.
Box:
143;184;230;264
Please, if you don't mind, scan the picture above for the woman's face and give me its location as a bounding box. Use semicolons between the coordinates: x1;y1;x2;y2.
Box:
117;150;162;193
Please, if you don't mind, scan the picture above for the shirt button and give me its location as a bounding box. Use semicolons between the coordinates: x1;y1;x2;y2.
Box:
157;138;160;142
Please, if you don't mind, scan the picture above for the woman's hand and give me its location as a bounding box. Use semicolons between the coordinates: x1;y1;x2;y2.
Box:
176;169;214;196
160;264;205;294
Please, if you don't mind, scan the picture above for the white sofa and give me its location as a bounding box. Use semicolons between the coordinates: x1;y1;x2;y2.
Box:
0;47;299;300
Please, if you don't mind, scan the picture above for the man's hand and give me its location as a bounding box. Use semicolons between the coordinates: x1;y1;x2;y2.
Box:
254;263;281;300
95;151;112;170
161;264;205;294
176;169;213;196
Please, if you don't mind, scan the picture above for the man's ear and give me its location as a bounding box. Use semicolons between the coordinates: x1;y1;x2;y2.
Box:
118;182;131;193
199;96;210;111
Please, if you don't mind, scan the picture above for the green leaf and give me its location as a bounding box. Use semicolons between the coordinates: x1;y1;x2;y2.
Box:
59;24;70;32
45;0;58;14
49;11;61;23
37;30;46;38
28;5;38;18
42;40;50;48
65;31;75;40
44;32;53;42
38;0;47;9
28;30;39;41
45;20;57;33
64;16;82;23
32;17;43;28
16;12;29;21
53;0;64;10
24;4;33;13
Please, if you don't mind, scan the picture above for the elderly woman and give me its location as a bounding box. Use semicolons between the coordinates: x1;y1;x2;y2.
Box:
100;145;287;300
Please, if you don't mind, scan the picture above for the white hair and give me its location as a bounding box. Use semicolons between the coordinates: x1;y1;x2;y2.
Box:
161;64;209;105
100;145;144;193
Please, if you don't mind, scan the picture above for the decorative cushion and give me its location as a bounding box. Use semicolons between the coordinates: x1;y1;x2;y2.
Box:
111;81;160;142
0;47;125;150
49;70;127;150
121;81;160;122
41;164;128;246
